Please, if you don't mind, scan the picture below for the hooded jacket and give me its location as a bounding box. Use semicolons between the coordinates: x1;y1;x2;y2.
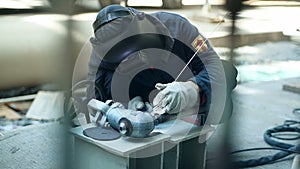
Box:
87;10;237;124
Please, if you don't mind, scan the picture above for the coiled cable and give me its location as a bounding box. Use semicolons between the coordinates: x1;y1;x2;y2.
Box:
231;117;300;168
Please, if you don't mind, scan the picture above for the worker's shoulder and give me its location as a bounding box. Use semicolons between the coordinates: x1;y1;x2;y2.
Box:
150;11;189;24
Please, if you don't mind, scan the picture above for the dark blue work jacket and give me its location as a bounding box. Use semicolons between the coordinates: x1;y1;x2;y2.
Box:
88;12;237;121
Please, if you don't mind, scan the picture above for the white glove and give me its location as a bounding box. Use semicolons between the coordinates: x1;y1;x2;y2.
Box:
128;96;153;112
153;81;199;114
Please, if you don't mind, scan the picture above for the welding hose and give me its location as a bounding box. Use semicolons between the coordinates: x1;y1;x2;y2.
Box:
232;120;300;168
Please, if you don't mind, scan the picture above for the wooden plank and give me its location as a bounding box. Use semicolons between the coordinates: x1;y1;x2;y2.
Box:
0;104;22;120
0;94;36;103
26;91;64;120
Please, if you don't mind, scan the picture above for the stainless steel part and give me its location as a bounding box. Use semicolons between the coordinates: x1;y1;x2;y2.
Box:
107;102;155;137
88;99;155;138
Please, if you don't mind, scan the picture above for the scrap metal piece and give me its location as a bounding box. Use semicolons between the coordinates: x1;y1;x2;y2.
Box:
83;126;121;141
107;102;155;138
87;99;155;138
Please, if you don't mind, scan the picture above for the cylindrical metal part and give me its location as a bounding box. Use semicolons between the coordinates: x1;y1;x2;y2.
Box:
87;100;155;138
106;103;154;138
119;121;127;135
119;119;132;136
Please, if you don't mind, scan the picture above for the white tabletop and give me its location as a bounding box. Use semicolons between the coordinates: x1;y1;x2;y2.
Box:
70;118;214;157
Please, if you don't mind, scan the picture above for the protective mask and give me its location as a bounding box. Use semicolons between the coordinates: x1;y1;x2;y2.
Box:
90;12;174;65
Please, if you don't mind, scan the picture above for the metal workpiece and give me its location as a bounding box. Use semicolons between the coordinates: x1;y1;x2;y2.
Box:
87;99;155;138
106;102;155;138
87;99;110;116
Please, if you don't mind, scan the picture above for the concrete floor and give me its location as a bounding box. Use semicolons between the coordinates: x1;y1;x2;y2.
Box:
206;77;300;169
0;122;68;169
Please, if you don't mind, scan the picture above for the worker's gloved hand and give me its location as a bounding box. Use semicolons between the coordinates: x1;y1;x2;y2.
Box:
153;81;199;114
128;96;153;112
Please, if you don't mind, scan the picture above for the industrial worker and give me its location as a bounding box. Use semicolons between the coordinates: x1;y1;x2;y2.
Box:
86;5;237;124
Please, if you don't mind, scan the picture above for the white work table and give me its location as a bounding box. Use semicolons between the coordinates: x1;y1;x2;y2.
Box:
70;117;214;169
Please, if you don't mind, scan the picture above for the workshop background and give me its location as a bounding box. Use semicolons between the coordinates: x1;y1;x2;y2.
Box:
0;0;299;169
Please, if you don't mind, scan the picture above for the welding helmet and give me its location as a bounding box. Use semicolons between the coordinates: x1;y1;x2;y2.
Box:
89;5;174;67
92;5;139;33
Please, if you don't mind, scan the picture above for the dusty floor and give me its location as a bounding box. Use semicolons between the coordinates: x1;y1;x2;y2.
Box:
206;77;300;169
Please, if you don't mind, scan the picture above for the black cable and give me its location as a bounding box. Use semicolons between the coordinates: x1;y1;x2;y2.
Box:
231;120;300;168
230;147;300;155
271;132;300;140
271;135;300;141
